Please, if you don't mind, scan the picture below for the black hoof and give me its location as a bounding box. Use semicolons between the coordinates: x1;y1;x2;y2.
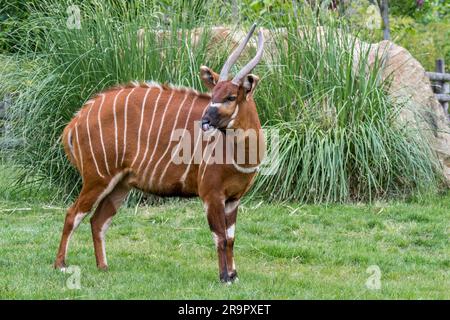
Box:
229;270;238;282
54;260;67;270
97;264;109;271
220;271;231;283
220;271;239;284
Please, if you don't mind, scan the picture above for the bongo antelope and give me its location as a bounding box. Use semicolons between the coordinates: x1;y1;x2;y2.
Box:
54;24;265;283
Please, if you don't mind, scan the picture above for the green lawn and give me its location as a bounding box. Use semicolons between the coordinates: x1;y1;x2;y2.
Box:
0;182;449;299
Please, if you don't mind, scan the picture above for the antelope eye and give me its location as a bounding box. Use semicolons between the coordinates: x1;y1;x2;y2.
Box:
226;96;236;102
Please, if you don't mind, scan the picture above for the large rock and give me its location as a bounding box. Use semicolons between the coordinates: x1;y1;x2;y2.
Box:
364;40;450;183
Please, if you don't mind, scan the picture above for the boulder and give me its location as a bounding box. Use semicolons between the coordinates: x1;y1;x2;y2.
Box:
364;40;450;183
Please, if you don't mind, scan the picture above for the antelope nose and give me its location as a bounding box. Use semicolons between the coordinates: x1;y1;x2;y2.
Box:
201;118;211;131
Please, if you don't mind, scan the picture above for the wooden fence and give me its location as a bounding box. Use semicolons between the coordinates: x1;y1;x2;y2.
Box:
426;58;450;119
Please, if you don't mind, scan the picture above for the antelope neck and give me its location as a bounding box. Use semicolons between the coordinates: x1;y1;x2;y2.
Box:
225;102;262;173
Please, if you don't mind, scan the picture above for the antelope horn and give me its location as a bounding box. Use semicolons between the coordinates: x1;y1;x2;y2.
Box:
231;30;264;85
219;23;257;81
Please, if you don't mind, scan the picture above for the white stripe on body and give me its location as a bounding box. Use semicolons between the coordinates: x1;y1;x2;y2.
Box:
150;92;190;186
86;99;105;178
121;88;137;166
113;89;125;168
136;87;163;172
142;91;176;187
179;102;210;188
130;87;153;167
158;95;198;185
97;94;111;176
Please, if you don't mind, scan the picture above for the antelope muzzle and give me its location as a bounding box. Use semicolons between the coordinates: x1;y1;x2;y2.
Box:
201;105;222;131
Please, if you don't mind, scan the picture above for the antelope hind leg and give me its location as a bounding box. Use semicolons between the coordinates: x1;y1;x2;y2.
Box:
54;183;108;269
90;182;129;270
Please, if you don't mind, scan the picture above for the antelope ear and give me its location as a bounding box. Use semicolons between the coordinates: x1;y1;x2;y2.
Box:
242;74;259;99
200;66;219;90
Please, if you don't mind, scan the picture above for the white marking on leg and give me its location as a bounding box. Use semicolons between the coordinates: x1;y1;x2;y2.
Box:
130;87;153;167
151;92;189;186
73;212;87;229
100;216;113;266
212;232;219;248
86;99;105;178
113;88;125;168
142;91;175;186
225;200;239;215
93;172;126;209
226;224;235;239
97;94;111;176
64;212;88;261
137;87;163;172
121;88;137;166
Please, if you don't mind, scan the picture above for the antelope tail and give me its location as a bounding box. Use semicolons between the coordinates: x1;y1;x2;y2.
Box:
62;123;78;168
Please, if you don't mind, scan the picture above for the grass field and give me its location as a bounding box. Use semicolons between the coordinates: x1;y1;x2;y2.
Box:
0;164;449;299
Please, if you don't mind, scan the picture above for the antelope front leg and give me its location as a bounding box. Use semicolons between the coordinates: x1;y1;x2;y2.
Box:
225;199;239;281
203;196;230;283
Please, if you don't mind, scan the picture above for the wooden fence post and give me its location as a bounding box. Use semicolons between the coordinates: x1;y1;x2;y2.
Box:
436;58;449;117
231;0;239;19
